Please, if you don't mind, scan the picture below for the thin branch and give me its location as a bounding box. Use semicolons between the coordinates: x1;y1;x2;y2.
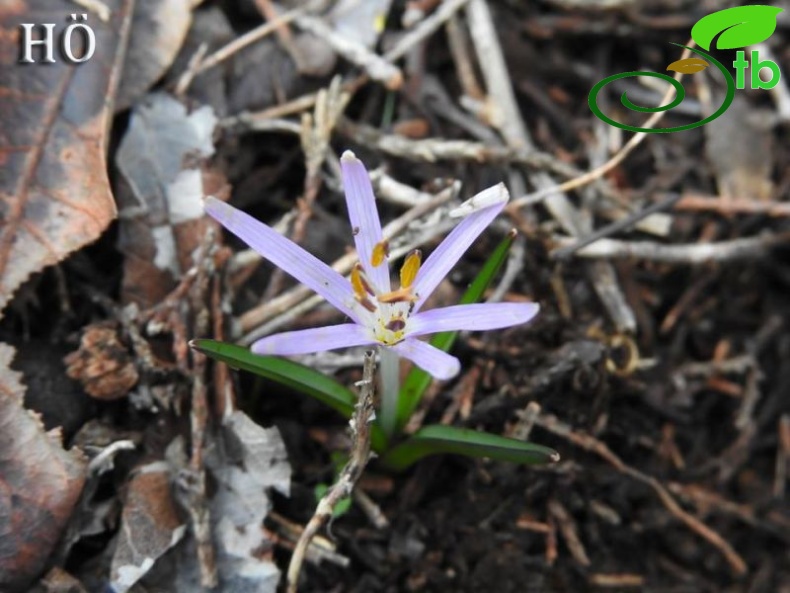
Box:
287;351;377;592
551;232;790;264
552;193;684;260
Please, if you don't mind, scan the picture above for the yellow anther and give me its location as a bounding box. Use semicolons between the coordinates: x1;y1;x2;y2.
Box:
400;249;421;289
377;287;418;304
371;240;389;267
350;264;367;300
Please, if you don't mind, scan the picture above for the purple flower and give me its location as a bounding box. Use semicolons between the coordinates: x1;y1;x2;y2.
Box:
204;151;538;380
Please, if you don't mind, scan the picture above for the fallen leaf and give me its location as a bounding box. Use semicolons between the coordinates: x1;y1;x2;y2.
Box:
160;413;290;592
115;93;221;308
666;57;709;74
115;0;193;111
0;343;87;592
207;411;290;592
110;462;187;593
0;0;134;319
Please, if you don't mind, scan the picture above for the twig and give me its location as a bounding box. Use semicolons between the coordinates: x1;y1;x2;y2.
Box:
338;118;579;179
369;168;442;208
465;0;528;147
674;193;790;217
550;232;790;263
536;412;748;575
287;351;377;592
551;193;684;260
548;499;591;566
293;14;402;89
193;3;313;76
383;0;471;62
253;0;304;72
445;12;485;100
353;488;390;529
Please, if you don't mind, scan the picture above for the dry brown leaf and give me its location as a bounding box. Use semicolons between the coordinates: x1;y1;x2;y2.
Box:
0;0;133;319
0;343;87;592
110;463;186;593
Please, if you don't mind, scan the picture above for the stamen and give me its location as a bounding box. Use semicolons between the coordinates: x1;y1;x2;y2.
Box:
377;287;418;304
350;264;367;300
356;295;377;312
400;249;421;289
371;240;389;267
351;263;376;297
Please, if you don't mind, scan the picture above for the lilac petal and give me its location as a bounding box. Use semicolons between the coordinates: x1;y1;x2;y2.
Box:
411;184;509;312
340;151;390;293
407;303;539;337
204;197;360;322
391;338;461;381
252;324;375;356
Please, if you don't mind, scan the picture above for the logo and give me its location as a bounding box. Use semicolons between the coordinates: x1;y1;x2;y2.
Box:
589;5;783;133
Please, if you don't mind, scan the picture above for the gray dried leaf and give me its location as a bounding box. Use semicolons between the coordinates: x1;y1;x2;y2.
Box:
116;0;193;111
115;92;218;307
206;412;290;593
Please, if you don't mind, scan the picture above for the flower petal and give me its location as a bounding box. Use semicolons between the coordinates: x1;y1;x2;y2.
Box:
407;302;539;337
252;324;375;356
340;151;390;293
204;197;359;322
390;338;461;381
411;183;509;312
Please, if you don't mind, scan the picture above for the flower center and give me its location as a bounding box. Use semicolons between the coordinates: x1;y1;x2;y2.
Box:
350;249;422;345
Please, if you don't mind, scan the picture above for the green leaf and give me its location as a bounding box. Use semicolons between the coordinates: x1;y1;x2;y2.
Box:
192;339;389;452
691;6;783;50
191;339;357;416
395;230;517;432
380;425;559;471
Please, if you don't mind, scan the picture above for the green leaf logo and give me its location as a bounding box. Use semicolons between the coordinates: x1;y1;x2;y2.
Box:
691;5;783;50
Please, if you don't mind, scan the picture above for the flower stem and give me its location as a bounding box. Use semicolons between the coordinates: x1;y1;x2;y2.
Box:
378;346;400;437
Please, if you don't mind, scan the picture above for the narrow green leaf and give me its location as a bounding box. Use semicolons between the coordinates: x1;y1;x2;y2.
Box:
192;339;357;417
395;230;517;431
691;6;783;51
380;425;559;471
191;339;388;452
